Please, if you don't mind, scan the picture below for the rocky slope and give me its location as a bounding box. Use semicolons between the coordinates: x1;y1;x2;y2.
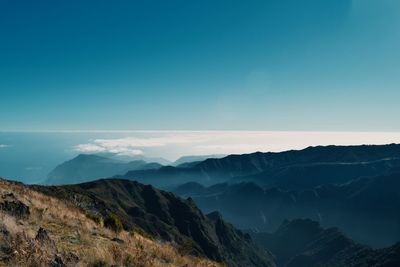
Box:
34;178;276;267
0;177;220;267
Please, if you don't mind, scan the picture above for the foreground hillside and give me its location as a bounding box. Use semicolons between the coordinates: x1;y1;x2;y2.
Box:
35;179;275;267
0;178;222;267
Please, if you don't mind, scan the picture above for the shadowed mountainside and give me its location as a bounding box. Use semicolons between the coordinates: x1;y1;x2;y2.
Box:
174;171;400;248
250;219;400;267
34;178;276;267
0;177;221;267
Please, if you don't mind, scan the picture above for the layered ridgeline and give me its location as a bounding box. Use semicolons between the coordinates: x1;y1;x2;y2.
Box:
122;144;400;188
0;178;222;267
46;154;163;185
173;171;400;248
95;152;172;166
249;219;400;267
5;175;399;267
34;178;275;267
46;153;226;186
173;155;226;167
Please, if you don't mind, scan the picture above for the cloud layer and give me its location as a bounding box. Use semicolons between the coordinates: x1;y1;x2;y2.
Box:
73;131;400;160
75;141;144;156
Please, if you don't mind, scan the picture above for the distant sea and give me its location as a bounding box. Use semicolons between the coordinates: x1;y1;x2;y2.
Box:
0;132;94;184
0;131;149;184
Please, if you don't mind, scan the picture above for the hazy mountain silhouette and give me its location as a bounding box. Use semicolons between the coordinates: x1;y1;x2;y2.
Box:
250;219;400;267
233;157;400;190
96;152;171;165
122;144;400;188
46;154;162;185
174;171;400;248
35;178;275;267
173;154;226;167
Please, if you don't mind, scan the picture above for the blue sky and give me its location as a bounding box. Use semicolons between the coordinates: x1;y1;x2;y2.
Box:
1;0;399;131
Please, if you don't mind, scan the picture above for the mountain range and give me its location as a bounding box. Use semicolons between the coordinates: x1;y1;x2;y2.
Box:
0;177;223;266
173;155;226;167
250;218;400;267
46;153;228;186
95;152;172;165
174;171;400;248
3;173;399;266
46;154;163;185
122;144;400;188
16;143;400;266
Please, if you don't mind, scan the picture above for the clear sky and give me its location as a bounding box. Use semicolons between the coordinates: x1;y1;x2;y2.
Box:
1;0;399;131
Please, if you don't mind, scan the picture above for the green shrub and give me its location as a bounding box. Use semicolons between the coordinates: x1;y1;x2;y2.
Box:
132;226;153;240
85;211;103;226
178;238;196;255
103;212;123;233
124;255;135;267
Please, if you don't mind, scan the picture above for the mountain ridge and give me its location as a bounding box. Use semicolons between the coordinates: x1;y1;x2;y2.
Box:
250;219;400;267
34;178;276;267
122;144;400;188
174;171;400;248
173;155;226;167
46;154;162;185
0;177;221;266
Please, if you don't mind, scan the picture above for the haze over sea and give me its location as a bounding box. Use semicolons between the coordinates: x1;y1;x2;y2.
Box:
1;131;399;184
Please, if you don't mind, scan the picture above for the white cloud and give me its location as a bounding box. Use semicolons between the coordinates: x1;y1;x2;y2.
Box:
0;144;10;148
189;131;400;155
74;134;215;157
74;142;144;156
116;149;144;156
74;143;107;153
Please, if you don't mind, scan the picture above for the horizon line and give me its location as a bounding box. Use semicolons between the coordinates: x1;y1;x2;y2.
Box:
2;130;400;133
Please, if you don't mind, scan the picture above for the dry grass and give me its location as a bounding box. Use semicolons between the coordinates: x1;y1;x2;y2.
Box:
0;179;222;267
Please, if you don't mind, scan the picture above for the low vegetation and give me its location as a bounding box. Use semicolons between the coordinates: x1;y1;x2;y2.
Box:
0;178;221;267
103;212;124;233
